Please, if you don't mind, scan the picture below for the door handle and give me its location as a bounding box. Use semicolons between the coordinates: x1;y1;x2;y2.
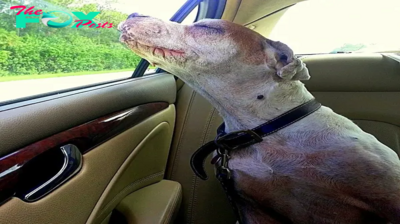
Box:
22;144;83;202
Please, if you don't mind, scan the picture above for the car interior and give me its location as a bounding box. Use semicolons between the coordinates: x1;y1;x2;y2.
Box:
0;0;399;223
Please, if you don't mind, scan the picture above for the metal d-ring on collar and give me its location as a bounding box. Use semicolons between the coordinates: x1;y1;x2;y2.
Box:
211;128;264;180
211;136;233;180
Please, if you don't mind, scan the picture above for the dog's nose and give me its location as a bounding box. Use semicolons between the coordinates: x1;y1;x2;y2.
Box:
127;12;148;19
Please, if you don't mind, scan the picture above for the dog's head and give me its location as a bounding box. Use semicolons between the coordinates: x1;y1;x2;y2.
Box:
119;14;309;83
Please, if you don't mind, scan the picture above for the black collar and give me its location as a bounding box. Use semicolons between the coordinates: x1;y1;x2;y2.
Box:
190;99;322;180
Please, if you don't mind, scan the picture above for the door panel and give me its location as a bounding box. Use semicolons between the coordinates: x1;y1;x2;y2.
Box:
114;180;182;224
0;74;177;224
88;117;176;224
0;102;169;203
0;73;176;157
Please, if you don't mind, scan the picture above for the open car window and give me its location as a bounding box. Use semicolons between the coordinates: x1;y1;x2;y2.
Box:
0;0;197;103
268;0;400;54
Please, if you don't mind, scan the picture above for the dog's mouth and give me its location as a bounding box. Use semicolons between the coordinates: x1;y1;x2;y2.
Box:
120;34;185;63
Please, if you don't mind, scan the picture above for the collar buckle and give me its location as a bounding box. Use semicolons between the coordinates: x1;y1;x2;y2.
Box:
243;129;263;142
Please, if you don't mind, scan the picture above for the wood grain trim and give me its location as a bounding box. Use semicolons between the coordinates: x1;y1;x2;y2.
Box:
0;102;169;204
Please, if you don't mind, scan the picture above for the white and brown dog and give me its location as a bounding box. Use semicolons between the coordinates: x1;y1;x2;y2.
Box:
119;14;400;224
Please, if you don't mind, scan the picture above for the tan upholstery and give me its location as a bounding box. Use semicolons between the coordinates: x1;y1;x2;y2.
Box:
116;180;182;224
0;105;175;224
166;53;400;224
166;85;236;224
244;9;289;37
229;0;304;25
302;54;400;93
220;0;241;22
87;104;176;224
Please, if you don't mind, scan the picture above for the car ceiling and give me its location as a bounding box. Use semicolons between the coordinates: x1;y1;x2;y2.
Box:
220;0;306;37
231;0;306;25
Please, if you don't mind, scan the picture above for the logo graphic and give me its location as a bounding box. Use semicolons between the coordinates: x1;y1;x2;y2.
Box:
10;6;113;29
41;11;72;28
41;12;57;26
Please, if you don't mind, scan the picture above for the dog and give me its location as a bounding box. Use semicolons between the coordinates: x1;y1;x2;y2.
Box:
119;14;400;224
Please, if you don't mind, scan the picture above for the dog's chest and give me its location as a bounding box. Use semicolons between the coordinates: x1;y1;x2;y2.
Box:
228;141;395;224
229;142;334;181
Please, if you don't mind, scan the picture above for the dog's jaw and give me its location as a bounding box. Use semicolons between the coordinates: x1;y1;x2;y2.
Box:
120;38;186;66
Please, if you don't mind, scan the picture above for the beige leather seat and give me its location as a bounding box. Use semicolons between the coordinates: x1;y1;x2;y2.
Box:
166;54;400;224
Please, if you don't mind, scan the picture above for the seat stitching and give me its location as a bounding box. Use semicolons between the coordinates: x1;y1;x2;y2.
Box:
162;186;179;224
170;88;197;180
189;107;217;224
162;184;182;224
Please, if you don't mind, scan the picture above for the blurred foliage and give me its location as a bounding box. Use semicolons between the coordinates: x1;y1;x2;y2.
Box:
0;0;141;76
330;43;367;53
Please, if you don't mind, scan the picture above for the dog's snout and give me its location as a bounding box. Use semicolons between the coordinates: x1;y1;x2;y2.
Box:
127;12;148;19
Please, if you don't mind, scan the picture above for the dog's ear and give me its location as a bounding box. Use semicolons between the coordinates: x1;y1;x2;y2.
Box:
276;58;310;81
264;39;310;81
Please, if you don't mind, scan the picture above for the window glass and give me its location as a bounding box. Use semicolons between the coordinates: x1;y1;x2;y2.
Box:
0;0;198;103
268;0;400;54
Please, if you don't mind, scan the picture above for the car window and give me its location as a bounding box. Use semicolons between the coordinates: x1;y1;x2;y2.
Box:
268;0;400;54
0;0;197;103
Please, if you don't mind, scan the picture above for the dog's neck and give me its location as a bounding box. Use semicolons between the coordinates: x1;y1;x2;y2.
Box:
184;72;315;133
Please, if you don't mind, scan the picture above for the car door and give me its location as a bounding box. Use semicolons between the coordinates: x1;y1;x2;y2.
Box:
0;0;204;223
0;73;178;224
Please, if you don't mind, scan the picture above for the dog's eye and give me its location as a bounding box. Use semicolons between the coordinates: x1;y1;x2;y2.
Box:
194;24;212;29
192;24;224;35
